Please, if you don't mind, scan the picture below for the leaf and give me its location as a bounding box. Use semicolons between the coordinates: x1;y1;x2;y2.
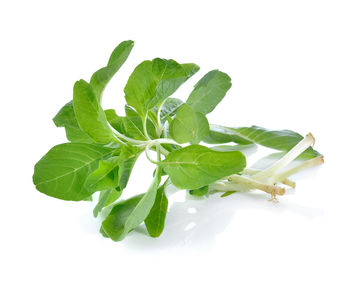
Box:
124;59;199;116
53;101;94;143
102;167;162;241
85;156;120;192
90;40;134;101
117;145;141;190
186;70;232;115
216;125;321;158
73;79;114;144
144;183;168;237
158;98;183;123
33;143;114;201
169;104;209;144
203;124;253;145
189;185;209;197
161;145;246;190
210;144;257;157
220;191;237;197
93;188;122;217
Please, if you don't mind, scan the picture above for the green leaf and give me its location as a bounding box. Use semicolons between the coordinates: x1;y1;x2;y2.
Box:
90;40;134;101
158;98;183;123
33;143;114;201
220;191;237;197
102;167;162;241
93;188;122;217
161;145;246;190
189;185;209;197
53;101;94;143
169;104;209;144
117;145;141;190
85;157;120;192
144;183;168;237
186;70;232;115
124;59;199;116
214;125;321;158
210;144;257;157
203;124;253;145
73;79;114;144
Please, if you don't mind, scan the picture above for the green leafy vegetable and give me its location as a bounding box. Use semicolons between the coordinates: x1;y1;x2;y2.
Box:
33;40;324;242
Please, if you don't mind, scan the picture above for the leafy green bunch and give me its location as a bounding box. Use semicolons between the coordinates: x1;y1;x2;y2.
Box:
33;40;323;241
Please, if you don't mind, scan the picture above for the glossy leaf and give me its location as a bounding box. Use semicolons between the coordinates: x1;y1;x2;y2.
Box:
169;104;209;144
161;145;246;189
73;80;114;144
124;58;199;116
33;143;114;201
102;167;162;241
90;40;134;101
144;183;168;237
186;70;231;114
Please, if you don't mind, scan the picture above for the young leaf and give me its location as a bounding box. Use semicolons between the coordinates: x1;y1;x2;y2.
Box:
102;167;162;241
33;143;114;201
53;101;94;143
73;79;114;144
85;156;120;192
186;70;232;115
93;188;122;217
161;145;246;190
158;98;183;123
90;40;134;101
169;104;209;144
213;125;321;158
117;145;141;190
124;58;199;116
144;183;168;237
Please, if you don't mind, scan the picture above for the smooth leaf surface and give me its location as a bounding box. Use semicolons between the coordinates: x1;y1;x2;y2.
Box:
33;143;114;201
102;167;161;241
144;183;168;237
53;101;93;143
117;145;141;190
204;124;253;145
220;125;321;158
186;70;231;114
158;98;183;123
169;104;209;144
73;80;114;144
161;145;246;189
189;185;209;197
124;59;198;116
93;188;122;217
85;157;120;192
90;40;134;101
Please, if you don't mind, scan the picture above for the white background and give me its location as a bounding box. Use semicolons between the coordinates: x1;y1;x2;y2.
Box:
1;0;349;285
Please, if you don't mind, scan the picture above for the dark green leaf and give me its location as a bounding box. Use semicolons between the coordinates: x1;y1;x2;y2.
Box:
33;143;114;201
186;70;231;114
73;80;114;144
90;40;134;101
161;145;246;189
102;167;162;241
144;184;168;237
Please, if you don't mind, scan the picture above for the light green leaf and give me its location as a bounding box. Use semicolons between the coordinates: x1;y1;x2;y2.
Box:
85;156;120;192
102;167;162;241
161;145;246;190
124;59;199;116
53;101;94;143
158;98;183;123
144;183;168;237
221;191;237;197
93;188;122;217
169;104;209;144
186;70;232;115
214;125;321;158
73;79;114;144
90;40;134;101
33;143;114;201
210;144;257;157
117;145;141;190
204;124;253;145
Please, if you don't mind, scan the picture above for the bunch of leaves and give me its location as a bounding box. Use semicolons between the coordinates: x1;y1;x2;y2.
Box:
33;40;323;241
